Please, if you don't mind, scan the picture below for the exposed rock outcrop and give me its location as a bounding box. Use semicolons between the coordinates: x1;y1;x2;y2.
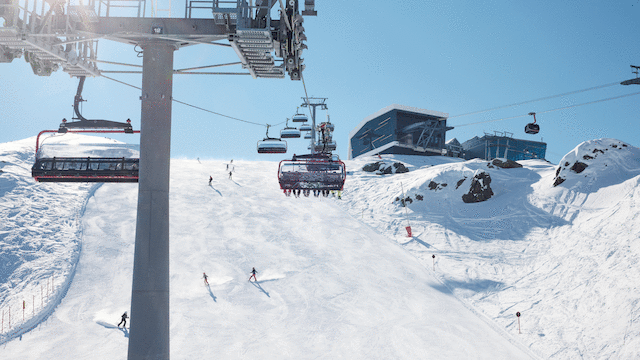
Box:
462;171;494;203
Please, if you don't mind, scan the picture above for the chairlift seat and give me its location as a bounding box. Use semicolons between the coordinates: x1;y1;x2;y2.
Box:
257;139;287;154
299;123;312;132
314;141;337;152
278;157;346;191
280;128;301;138
32;157;139;182
292;114;308;122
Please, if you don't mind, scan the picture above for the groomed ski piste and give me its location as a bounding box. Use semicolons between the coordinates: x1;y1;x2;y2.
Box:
1;133;639;359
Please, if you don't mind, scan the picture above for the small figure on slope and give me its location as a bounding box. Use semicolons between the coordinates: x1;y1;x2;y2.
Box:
229;171;233;180
118;311;129;328
249;267;258;282
209;176;212;185
203;272;209;286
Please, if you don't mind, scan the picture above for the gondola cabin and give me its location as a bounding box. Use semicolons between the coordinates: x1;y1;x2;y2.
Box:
524;123;540;134
525;112;540;134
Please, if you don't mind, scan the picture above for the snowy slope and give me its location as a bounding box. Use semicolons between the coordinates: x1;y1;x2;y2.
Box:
1;147;531;359
0;137;96;341
339;139;640;359
1;135;639;359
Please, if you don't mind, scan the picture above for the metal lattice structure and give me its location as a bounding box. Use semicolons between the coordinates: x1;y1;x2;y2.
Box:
1;0;314;79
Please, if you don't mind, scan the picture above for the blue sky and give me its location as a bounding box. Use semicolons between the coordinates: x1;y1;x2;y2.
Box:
2;0;639;164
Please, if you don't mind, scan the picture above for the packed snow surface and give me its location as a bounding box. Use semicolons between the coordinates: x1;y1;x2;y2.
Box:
1;135;639;359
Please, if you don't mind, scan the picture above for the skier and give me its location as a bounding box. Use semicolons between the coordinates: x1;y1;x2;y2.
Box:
249;267;258;282
209;176;212;185
229;171;233;179
118;311;129;328
203;272;209;286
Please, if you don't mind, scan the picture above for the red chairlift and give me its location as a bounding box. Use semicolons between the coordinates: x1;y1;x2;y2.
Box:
32;77;140;183
278;153;346;192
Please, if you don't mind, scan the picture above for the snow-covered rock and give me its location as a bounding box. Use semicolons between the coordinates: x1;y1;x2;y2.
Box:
553;138;640;190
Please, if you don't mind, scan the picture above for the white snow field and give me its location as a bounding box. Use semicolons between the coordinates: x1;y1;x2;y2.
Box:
1;134;639;359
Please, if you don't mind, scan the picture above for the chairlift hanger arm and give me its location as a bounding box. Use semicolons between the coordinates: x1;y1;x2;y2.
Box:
62;76;136;131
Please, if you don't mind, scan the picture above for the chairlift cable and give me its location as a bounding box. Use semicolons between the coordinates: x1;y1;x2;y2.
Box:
100;74;285;127
449;80;624;119
454;90;640;128
300;71;313;120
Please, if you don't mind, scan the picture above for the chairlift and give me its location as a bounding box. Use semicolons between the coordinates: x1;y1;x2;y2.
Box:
32;77;140;183
525;112;540;134
314;140;337;153
278;153;346;192
257;125;287;154
292;108;308;123
280;119;301;138
299;123;312;132
304;132;313;139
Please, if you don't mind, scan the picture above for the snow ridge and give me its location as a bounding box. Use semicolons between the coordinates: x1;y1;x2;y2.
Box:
0;138;98;344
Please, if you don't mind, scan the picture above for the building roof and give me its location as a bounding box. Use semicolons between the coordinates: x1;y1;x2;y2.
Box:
348;104;449;139
446;138;461;146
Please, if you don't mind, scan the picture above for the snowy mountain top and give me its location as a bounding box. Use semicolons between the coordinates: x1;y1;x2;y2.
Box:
553;138;640;190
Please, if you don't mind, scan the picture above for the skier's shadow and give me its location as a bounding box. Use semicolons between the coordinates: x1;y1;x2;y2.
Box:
250;281;270;297
96;321;129;338
207;285;217;302
209;184;222;196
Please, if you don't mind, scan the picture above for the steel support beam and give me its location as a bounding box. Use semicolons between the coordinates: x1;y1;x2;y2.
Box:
128;41;175;360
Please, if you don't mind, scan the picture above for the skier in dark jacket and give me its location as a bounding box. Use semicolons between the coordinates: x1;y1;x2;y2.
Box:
118;312;129;328
209;176;212;185
203;272;209;286
249;267;258;282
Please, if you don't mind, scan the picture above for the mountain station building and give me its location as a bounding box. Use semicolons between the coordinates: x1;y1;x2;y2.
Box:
348;104;452;159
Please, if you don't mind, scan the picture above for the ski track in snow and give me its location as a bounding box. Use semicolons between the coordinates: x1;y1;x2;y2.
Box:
1;136;639;359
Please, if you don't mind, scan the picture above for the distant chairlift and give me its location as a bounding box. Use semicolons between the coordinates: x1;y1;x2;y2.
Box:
257;125;287;154
313;140;337;153
525;112;540;134
280;119;301;139
304;132;313;139
278;153;346;192
291;108;308;123
299;123;312;132
32;77;140;183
